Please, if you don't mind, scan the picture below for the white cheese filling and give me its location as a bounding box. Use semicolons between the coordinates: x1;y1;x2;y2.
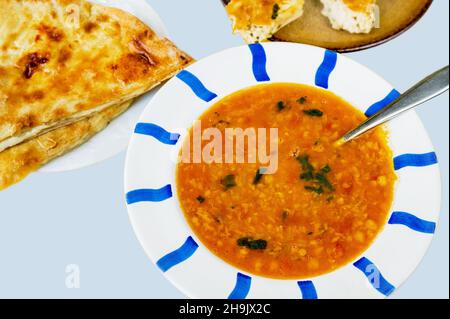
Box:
320;0;378;34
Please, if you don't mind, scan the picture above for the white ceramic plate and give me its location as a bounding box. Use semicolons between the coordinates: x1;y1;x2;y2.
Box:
124;43;441;299
41;0;168;172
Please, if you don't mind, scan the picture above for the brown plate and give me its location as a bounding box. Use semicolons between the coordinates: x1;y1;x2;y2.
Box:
221;0;433;52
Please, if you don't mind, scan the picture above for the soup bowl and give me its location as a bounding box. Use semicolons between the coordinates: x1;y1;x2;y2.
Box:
124;43;441;299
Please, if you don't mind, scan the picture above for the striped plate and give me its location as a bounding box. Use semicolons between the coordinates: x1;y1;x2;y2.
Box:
124;43;441;299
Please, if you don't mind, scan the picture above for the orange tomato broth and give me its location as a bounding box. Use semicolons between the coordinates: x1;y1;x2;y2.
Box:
176;83;396;279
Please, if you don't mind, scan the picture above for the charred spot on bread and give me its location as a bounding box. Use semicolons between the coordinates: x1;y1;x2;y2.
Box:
97;14;109;22
21;148;41;167
22;52;50;79
112;53;153;83
53;108;69;119
18;114;38;129
179;53;192;65
83;22;99;33
22;90;45;102
58;48;72;64
39;24;64;42
33;91;45;100
129;39;157;66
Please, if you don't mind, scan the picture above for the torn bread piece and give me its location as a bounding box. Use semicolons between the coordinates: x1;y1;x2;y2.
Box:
0;100;133;191
226;0;305;43
0;0;193;152
320;0;379;34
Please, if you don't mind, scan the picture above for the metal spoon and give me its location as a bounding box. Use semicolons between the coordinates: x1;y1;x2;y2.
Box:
336;66;449;146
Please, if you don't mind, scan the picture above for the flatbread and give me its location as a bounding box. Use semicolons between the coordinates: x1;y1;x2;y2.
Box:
225;0;305;43
0;0;193;152
320;0;378;34
0;99;133;191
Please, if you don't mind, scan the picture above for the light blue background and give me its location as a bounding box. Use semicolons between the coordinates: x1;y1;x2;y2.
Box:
0;0;448;299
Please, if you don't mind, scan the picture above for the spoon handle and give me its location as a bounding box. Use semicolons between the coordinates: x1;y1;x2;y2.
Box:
338;65;449;145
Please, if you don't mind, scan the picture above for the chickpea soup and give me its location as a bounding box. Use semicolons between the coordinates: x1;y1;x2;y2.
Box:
176;83;396;279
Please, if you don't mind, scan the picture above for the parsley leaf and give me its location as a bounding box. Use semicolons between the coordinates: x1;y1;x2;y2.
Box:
303;109;324;117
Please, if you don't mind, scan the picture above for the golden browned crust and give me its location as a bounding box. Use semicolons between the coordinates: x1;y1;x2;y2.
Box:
0;0;193;150
342;0;376;13
225;0;304;43
0;100;133;191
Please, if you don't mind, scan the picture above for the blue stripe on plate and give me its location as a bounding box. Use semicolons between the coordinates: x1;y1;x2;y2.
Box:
298;281;318;299
354;257;395;297
315;50;337;89
135;123;180;145
389;212;437;234
126;185;173;204
365;89;401;117
394;152;438;170
249;43;270;82
176;70;218;102
156;236;199;273
228;273;252;299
